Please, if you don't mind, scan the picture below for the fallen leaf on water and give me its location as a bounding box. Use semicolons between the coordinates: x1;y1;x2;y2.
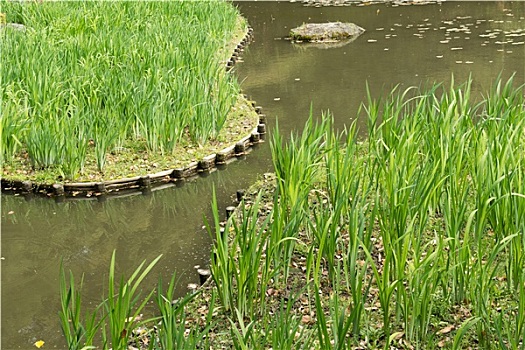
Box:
34;340;45;348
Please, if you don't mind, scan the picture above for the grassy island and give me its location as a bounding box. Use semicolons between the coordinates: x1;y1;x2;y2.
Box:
1;1;257;183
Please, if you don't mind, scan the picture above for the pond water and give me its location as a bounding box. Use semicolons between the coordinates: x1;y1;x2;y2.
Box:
1;1;524;348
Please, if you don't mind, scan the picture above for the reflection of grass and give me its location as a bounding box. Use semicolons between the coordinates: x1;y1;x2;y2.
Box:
1;1;255;181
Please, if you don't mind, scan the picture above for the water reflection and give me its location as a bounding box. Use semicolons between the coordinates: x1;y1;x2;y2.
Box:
1;154;269;348
2;1;524;348
235;1;524;134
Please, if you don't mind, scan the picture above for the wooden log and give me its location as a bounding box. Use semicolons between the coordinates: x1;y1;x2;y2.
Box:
198;154;216;171
139;176;152;195
139;175;151;189
216;145;235;164
257;123;267;134
237;190;245;202
241;134;252;144
183;162;199;177
197;268;211;285
52;183;65;197
21;180;32;194
95;182;106;194
104;176;141;185
187;283;198;293
149;169;173;180
171;168;184;179
105;181;140;191
64;182;98;191
226;206;236;218
250;131;260;143
234;141;246;155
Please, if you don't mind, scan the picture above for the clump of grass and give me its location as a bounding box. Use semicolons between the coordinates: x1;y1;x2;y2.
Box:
1;1;246;179
59;251;161;350
204;76;525;348
60;251;216;350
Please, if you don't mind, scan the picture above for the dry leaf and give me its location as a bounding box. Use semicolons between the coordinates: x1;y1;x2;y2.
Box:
389;331;404;341
437;325;455;334
34;340;45;348
301;315;313;324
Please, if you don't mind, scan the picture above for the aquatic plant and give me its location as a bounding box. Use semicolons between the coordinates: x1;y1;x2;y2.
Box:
59;251;161;350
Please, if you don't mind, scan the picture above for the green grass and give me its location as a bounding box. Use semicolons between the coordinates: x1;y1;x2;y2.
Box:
1;1;255;181
202;75;525;349
59;76;525;349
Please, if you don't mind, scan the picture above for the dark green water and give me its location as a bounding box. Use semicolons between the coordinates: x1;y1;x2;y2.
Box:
2;1;524;348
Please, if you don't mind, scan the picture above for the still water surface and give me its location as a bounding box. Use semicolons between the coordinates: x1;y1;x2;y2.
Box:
2;1;524;348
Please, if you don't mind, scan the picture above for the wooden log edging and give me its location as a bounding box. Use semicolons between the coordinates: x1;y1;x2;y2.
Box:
225;26;253;72
1;118;265;199
1;25;266;199
189;187;249;291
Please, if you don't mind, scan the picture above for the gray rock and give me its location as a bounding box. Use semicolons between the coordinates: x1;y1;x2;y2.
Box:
290;22;364;42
